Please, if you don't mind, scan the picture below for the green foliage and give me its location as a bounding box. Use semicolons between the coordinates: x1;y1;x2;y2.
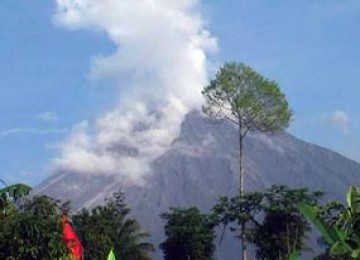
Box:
0;183;32;212
202;62;293;259
299;186;360;259
0;184;153;260
73;190;154;260
0;195;68;259
72;208;111;259
0;183;68;259
251;186;322;260
160;207;216;260
211;192;263;241
0;183;32;199
202;62;292;134
288;252;300;260
211;185;322;259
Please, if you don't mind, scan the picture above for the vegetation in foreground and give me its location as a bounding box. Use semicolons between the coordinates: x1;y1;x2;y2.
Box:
2;183;360;259
0;184;154;260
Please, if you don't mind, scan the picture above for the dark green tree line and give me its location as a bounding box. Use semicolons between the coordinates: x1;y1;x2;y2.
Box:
0;184;154;260
73;190;155;260
160;207;216;260
211;185;322;260
0;195;68;259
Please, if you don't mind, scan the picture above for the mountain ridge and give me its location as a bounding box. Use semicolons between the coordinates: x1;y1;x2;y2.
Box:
37;110;360;259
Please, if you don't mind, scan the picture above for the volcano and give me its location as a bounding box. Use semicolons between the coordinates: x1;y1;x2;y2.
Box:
37;110;360;259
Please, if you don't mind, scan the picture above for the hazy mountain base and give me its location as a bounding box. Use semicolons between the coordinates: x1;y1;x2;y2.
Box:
37;110;360;259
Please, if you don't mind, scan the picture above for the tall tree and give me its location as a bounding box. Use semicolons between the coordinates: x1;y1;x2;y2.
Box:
160;207;216;260
202;62;292;259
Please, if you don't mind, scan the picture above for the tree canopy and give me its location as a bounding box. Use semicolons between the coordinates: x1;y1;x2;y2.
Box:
0;187;154;260
73;191;155;260
211;185;323;260
0;195;68;259
160;207;216;260
202;62;292;135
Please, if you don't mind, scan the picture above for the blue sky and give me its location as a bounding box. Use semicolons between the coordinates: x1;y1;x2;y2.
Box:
1;0;360;186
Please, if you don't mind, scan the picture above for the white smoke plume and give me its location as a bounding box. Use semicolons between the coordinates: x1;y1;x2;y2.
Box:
53;0;217;184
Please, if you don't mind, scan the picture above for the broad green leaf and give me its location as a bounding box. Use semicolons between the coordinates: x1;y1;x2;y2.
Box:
330;241;352;256
347;186;356;209
351;249;360;258
297;203;340;245
335;228;348;242
288;252;299;260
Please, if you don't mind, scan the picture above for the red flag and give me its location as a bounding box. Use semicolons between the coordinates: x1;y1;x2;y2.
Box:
62;214;83;260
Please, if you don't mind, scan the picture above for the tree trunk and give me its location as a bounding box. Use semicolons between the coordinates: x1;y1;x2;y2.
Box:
239;124;247;260
241;225;247;260
239;128;245;197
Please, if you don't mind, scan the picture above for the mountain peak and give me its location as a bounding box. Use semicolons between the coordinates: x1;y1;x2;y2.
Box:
37;110;360;259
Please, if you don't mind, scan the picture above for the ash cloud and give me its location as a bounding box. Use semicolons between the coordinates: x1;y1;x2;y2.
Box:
53;0;217;184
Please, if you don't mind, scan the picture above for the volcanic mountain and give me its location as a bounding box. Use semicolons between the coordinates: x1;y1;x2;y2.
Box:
37;110;360;259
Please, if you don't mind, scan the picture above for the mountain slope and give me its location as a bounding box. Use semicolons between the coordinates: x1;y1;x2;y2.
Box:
37;110;360;258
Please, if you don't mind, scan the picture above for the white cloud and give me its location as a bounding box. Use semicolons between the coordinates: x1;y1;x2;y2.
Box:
0;128;67;139
331;110;349;133
35;111;59;122
293;110;351;134
53;0;217;184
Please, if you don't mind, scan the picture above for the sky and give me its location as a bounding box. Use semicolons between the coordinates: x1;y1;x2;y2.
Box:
0;0;360;186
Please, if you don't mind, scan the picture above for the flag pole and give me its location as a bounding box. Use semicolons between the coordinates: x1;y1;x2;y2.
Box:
0;178;8;187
